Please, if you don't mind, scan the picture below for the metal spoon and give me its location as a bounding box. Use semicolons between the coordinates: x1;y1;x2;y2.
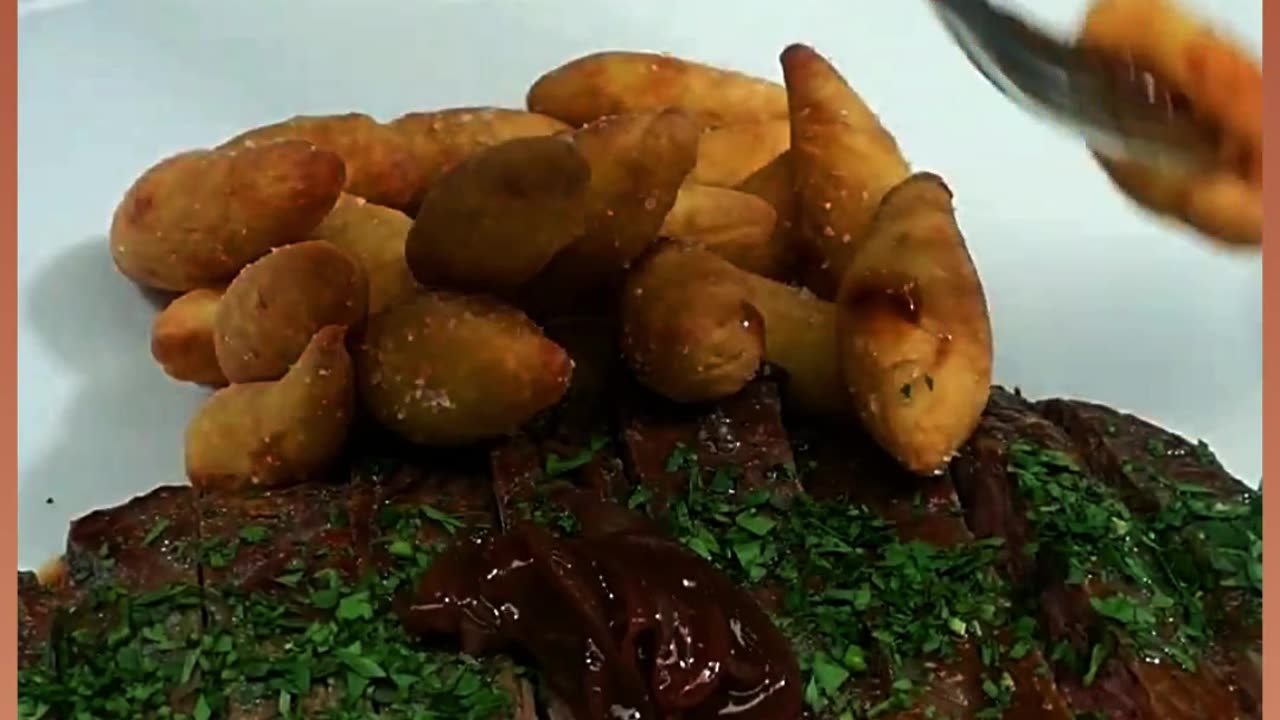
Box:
928;0;1222;173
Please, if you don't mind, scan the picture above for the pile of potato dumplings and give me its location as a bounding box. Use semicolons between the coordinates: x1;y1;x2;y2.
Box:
113;44;995;493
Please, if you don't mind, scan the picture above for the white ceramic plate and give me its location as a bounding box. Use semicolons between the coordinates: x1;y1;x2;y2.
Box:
17;0;1262;569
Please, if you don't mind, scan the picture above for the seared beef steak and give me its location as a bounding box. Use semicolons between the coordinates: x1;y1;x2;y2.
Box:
64;485;202;593
796;423;1075;719
1037;398;1261;714
29;487;208;717
17;570;64;672
18;383;1260;720
19;459;523;720
953;389;1254;720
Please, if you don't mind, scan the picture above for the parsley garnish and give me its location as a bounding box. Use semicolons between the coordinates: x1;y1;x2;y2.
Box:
544;435;609;478
1006;440;1261;675
238;525;270;544
630;448;1020;717
20;497;514;720
141;518;171;546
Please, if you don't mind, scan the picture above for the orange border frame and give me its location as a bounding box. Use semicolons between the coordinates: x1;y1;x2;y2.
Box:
4;1;17;717
1262;2;1277;718
1;3;1273;720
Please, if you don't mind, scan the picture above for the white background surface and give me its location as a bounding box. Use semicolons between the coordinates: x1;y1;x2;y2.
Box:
17;0;1262;569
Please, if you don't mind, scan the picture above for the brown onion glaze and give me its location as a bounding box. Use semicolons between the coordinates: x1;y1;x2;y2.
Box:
400;502;801;720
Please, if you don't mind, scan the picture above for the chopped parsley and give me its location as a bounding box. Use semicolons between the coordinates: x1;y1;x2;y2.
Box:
629;444;1022;718
238;525;270;544
511;484;582;537
22;428;1257;720
1006;440;1262;676
544;434;609;478
1192;440;1220;468
141;518;171;547
20;495;513;720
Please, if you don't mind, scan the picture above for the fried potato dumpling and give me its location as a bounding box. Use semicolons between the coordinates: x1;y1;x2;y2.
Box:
835;173;993;476
389;107;571;208
151;287;227;387
110;141;346;292
526;109;700;303
622;240;842;414
405;136;590;295
659;184;784;278
214;241;368;384
781;44;911;298
736;150;799;272
307;194;418;316
622;243;764;404
691;119;791;188
185;325;355;493
220;113;423;212
356;291;573;445
528;51;789;128
1077;0;1261;247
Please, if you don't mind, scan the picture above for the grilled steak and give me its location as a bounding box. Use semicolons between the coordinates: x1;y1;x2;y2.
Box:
23;487;208;718
796;422;1075;720
18;382;1260;720
17;570;63;672
952;388;1254;720
621;378;802;505
64;484;202;593
20;458;527;720
1037;398;1262;714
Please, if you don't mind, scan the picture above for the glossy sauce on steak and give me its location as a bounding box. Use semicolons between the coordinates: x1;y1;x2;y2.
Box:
402;514;802;720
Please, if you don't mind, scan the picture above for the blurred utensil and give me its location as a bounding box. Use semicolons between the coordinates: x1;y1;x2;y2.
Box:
929;0;1222;173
